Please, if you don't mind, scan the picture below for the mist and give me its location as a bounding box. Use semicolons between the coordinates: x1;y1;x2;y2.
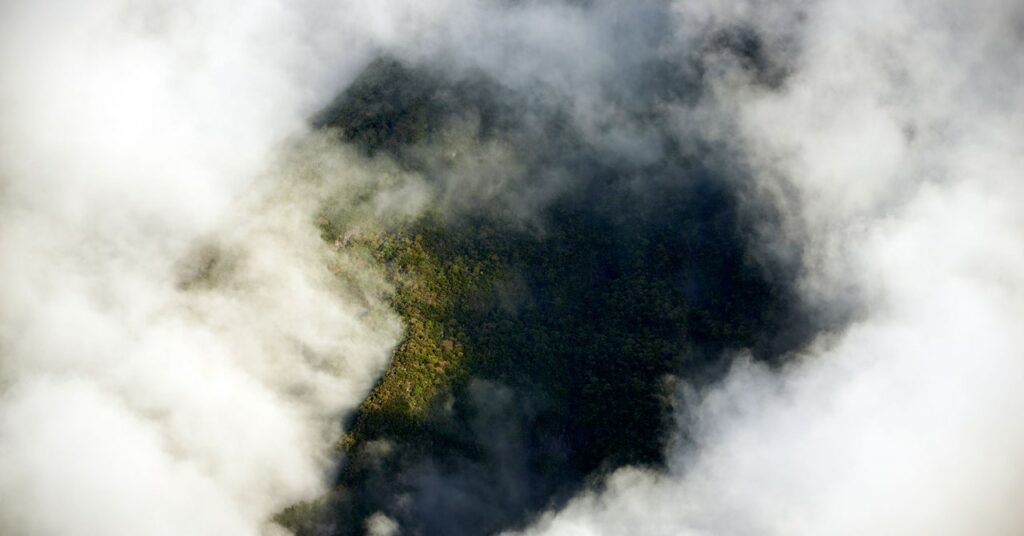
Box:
0;1;412;534
510;0;1024;534
2;0;1022;535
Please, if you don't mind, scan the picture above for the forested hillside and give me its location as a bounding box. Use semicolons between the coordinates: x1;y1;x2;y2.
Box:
279;57;815;536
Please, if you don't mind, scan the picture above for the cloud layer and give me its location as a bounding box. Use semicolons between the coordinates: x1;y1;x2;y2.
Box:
0;1;413;534
2;0;1021;534
512;0;1024;534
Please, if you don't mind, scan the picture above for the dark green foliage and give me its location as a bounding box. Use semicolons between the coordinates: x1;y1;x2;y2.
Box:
281;57;816;536
283;185;806;535
315;58;516;161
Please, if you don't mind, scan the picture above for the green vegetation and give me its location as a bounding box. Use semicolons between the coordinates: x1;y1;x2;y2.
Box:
341;216;505;446
280;57;809;536
279;178;801;535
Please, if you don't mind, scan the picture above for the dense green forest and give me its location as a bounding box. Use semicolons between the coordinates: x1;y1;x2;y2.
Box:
280;57;813;536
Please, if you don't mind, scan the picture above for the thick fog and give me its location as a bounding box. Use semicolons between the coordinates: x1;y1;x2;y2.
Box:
0;1;412;534
512;1;1024;534
1;0;1021;535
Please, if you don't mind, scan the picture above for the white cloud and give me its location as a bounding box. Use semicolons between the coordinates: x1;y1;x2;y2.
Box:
512;1;1024;534
0;1;412;534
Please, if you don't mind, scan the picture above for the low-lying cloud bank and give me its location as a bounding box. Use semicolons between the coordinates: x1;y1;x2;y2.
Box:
0;1;415;534
511;0;1024;534
1;0;1022;534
